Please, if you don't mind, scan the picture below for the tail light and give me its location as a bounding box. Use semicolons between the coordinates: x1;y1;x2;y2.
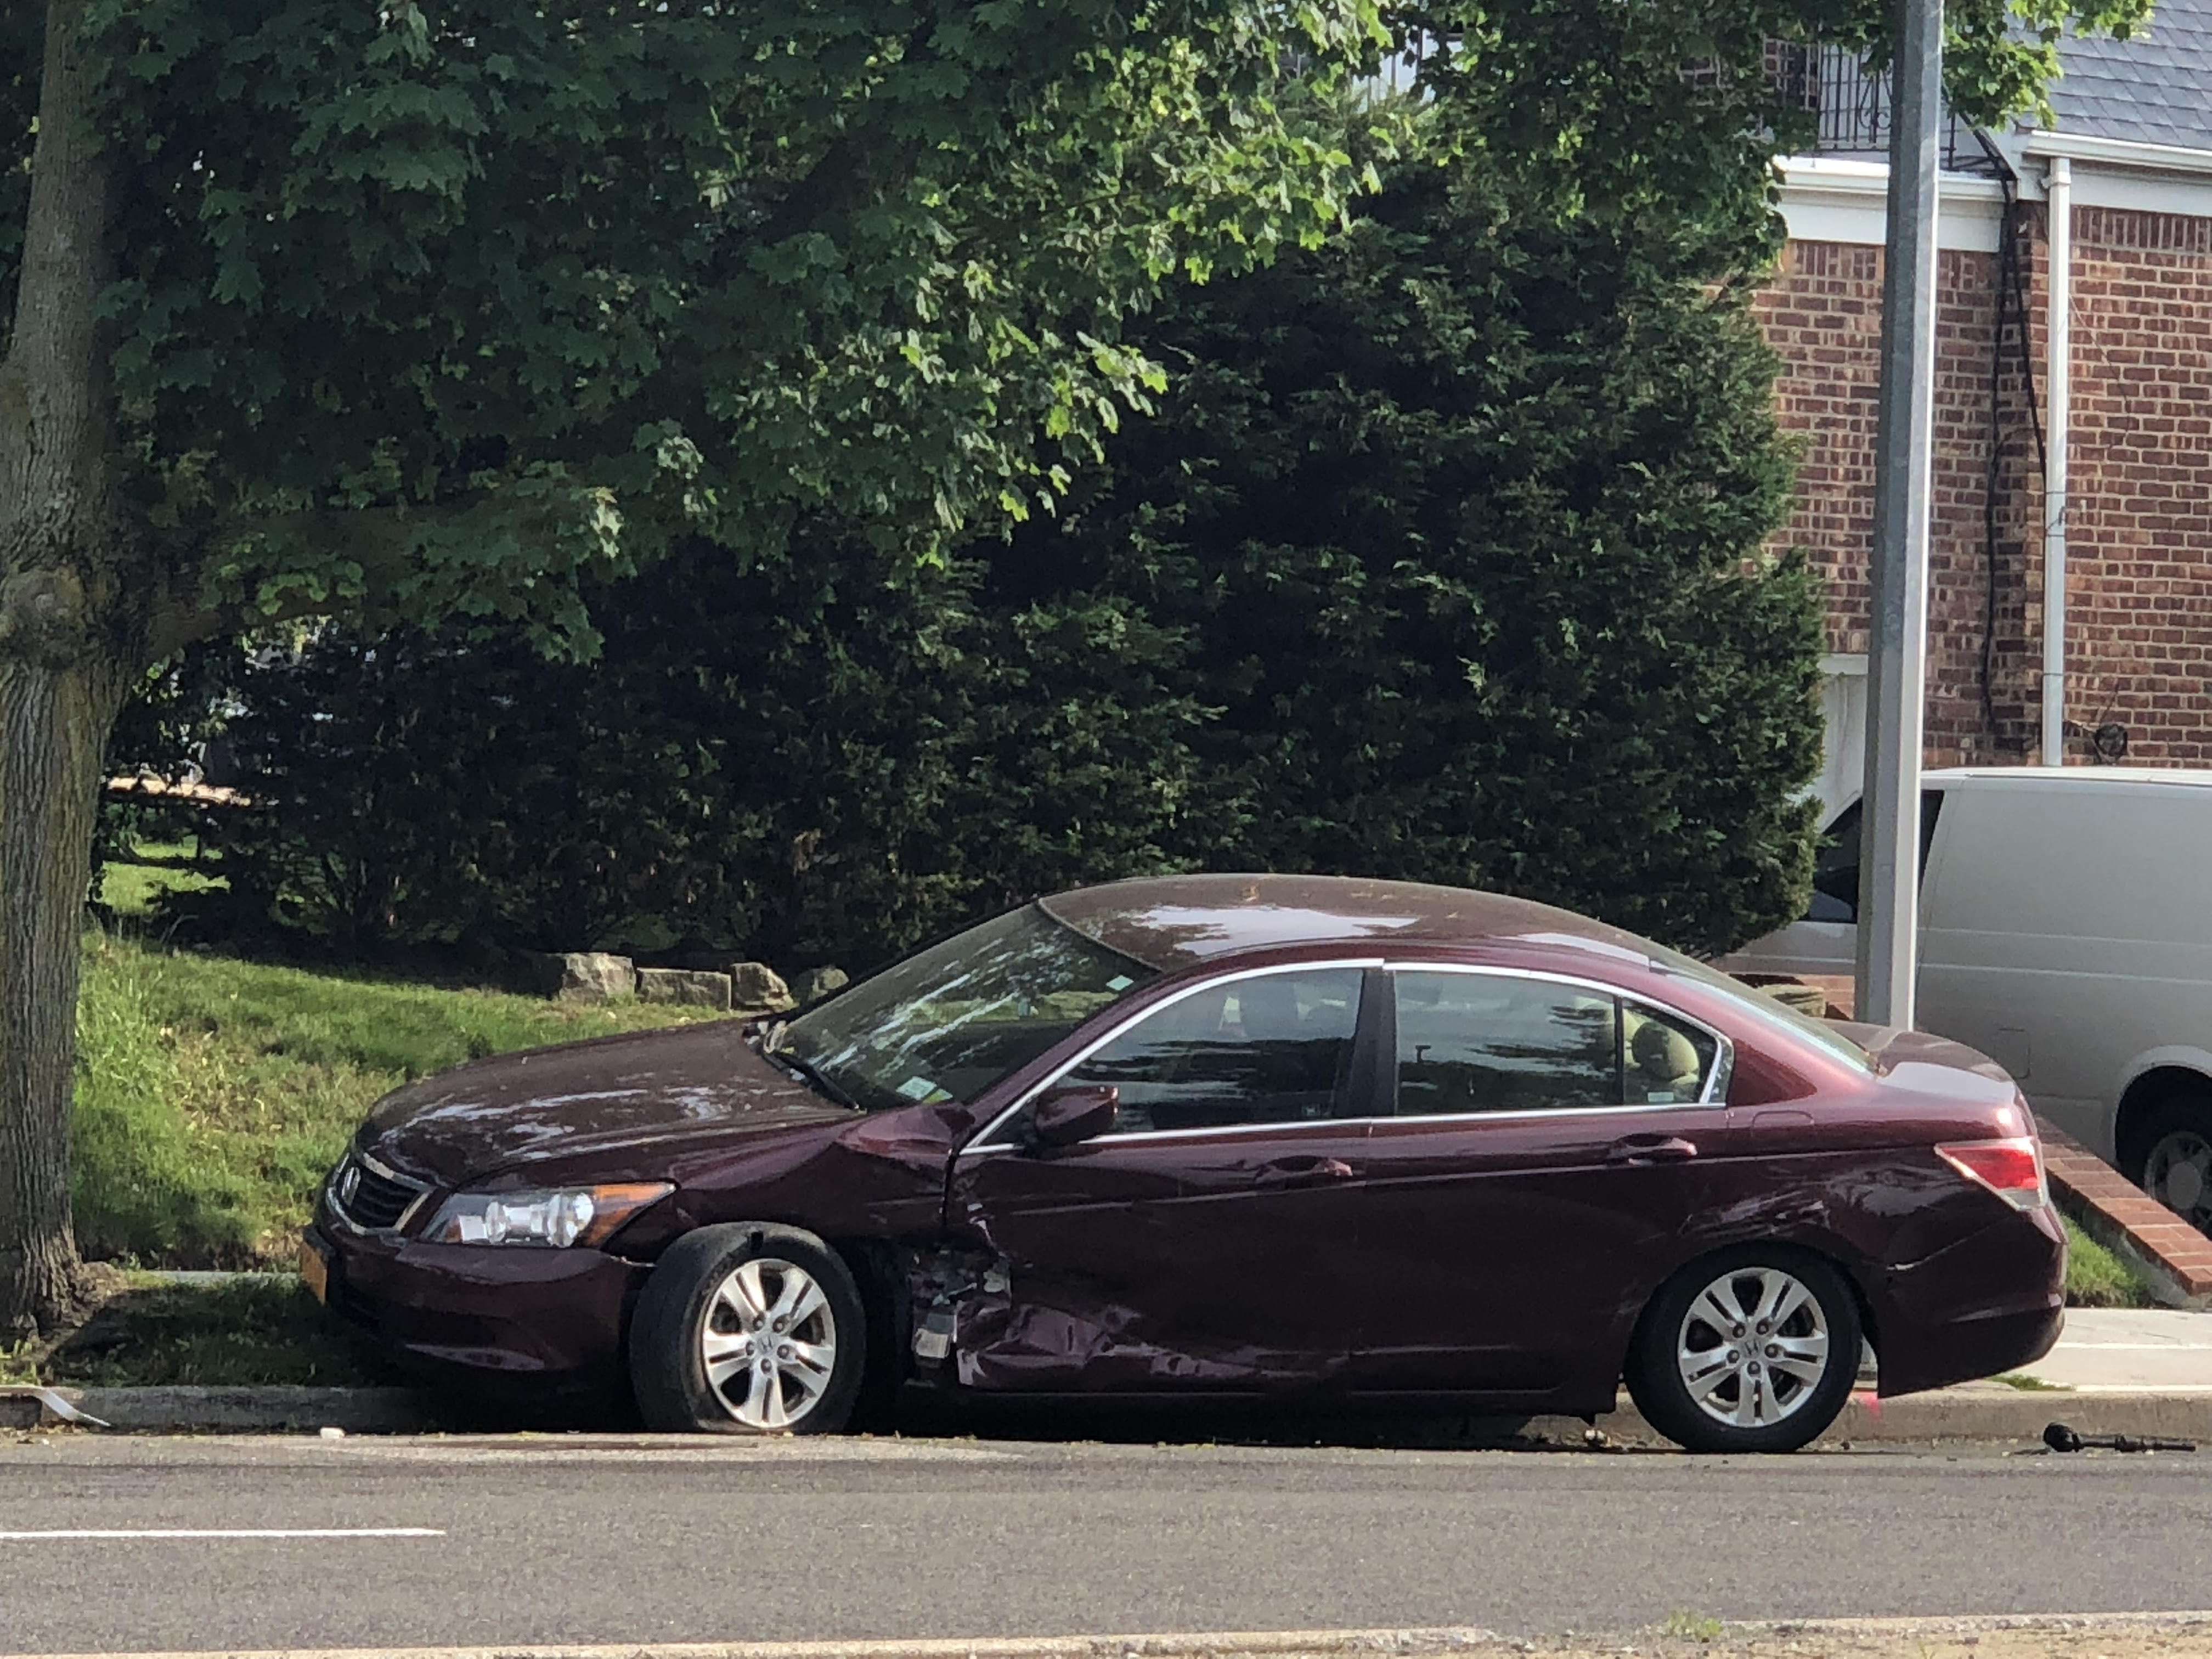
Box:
1936;1136;2050;1211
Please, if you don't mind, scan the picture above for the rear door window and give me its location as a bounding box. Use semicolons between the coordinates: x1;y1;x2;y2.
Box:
1393;972;1620;1115
1391;973;1724;1115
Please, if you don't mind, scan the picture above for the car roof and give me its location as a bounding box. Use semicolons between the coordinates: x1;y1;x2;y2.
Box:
1037;873;1662;973
1924;766;2212;790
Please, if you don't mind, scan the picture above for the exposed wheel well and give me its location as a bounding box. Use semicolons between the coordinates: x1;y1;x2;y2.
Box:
828;1236;909;1430
2115;1067;2212;1181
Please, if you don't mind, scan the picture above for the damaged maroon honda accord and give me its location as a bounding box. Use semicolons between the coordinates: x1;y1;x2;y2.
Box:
306;874;2064;1452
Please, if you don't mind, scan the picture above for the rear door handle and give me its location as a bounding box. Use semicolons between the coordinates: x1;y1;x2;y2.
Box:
1256;1155;1360;1188
1606;1135;1698;1166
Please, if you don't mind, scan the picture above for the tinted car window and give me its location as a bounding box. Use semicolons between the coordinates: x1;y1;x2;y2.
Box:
1807;792;1946;922
1395;972;1620;1115
1058;968;1365;1134
1621;1000;1720;1104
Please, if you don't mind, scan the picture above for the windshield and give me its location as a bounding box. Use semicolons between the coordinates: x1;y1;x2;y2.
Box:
771;902;1159;1112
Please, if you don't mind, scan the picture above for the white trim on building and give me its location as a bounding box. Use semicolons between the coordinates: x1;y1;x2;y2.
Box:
1774;157;2007;251
1814;653;1868;819
1776;133;2212;249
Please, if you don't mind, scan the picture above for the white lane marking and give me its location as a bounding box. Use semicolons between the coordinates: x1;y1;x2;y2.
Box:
0;1528;443;1540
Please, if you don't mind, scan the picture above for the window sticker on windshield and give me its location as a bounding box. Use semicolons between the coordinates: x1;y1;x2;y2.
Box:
896;1076;940;1101
1106;975;1135;991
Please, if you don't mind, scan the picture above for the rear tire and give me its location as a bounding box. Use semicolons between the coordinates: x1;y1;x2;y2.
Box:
2126;1088;2212;1234
629;1223;866;1434
1625;1247;1861;1454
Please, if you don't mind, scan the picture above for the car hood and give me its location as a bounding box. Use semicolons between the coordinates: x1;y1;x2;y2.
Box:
359;1020;851;1189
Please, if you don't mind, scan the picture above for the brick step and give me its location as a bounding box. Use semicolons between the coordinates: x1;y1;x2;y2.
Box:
2038;1118;2212;1310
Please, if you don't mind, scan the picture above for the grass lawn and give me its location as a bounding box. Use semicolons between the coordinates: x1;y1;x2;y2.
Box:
2062;1215;2158;1308
75;929;722;1269
98;838;224;917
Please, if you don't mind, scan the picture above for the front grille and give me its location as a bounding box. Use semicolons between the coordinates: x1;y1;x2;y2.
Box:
331;1152;427;1231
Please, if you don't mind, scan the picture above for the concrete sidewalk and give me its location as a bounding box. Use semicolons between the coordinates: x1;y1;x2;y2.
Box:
2006;1306;2212;1392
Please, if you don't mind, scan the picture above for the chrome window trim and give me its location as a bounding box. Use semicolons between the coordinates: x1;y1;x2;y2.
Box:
958;957;1386;1156
958;957;1736;1156
325;1146;435;1236
1382;961;1735;1110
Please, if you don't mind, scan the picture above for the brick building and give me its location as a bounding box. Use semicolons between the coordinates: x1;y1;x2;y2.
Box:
1763;8;2212;810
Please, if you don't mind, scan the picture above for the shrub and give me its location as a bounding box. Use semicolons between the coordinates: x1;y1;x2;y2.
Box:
989;160;1825;955
125;129;1824;968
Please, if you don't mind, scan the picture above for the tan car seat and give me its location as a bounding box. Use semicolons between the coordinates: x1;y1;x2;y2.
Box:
1626;1013;1702;1103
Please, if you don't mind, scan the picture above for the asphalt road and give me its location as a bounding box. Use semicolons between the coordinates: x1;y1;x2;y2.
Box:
3;1432;2211;1652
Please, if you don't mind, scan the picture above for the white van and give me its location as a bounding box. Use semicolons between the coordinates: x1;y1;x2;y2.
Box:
1730;766;2212;1229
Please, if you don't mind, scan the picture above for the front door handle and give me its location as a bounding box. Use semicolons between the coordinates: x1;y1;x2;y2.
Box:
1256;1155;1360;1188
1606;1134;1698;1166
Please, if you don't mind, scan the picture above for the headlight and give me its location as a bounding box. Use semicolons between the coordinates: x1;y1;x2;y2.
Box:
421;1182;673;1248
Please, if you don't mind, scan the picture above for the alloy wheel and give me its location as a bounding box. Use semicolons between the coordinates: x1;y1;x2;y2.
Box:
2144;1130;2212;1230
1675;1265;1832;1429
701;1257;838;1430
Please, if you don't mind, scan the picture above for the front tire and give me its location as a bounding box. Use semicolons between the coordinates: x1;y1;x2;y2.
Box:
1624;1248;1861;1454
629;1223;867;1434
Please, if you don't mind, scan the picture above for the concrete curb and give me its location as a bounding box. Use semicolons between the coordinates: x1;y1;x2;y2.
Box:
1584;1386;2212;1448
0;1386;449;1434
1744;1612;2212;1637
14;1617;2212;1659
4;1384;2209;1446
0;1631;1506;1659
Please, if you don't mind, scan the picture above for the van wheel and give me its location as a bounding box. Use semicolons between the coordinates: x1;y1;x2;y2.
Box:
1624;1248;1861;1454
629;1223;866;1434
2132;1095;2212;1234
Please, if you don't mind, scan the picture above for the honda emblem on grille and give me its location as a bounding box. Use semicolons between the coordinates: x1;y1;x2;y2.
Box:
337;1162;360;1210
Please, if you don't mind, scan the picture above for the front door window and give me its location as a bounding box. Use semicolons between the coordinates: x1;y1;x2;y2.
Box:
1052;967;1365;1134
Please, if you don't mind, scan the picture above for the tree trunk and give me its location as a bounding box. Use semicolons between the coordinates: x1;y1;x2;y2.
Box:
0;0;142;1336
0;597;131;1337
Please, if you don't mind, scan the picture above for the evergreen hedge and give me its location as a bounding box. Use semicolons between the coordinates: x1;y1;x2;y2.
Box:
127;136;1826;970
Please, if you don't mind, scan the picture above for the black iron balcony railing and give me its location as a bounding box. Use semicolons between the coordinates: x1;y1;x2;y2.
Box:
1771;42;2004;173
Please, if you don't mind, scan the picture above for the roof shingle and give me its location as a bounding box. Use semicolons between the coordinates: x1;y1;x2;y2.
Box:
2048;0;2212;151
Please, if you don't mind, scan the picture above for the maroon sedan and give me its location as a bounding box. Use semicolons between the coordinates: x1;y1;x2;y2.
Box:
307;874;2063;1452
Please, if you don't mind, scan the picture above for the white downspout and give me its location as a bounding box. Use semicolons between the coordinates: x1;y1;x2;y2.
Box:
2042;156;2072;765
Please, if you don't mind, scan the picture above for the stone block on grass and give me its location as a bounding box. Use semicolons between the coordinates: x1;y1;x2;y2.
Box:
636;968;733;1010
729;962;797;1016
552;952;635;1003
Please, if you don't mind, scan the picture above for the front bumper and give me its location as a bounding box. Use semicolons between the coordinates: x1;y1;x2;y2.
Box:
312;1212;647;1407
1872;1201;2068;1397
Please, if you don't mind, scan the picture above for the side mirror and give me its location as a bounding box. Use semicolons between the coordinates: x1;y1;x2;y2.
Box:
1026;1085;1119;1151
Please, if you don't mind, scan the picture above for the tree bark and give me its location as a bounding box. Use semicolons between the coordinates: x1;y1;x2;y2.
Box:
0;0;143;1337
0;585;131;1338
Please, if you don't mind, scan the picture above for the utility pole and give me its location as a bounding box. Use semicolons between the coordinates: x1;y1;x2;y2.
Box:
1854;0;1943;1029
